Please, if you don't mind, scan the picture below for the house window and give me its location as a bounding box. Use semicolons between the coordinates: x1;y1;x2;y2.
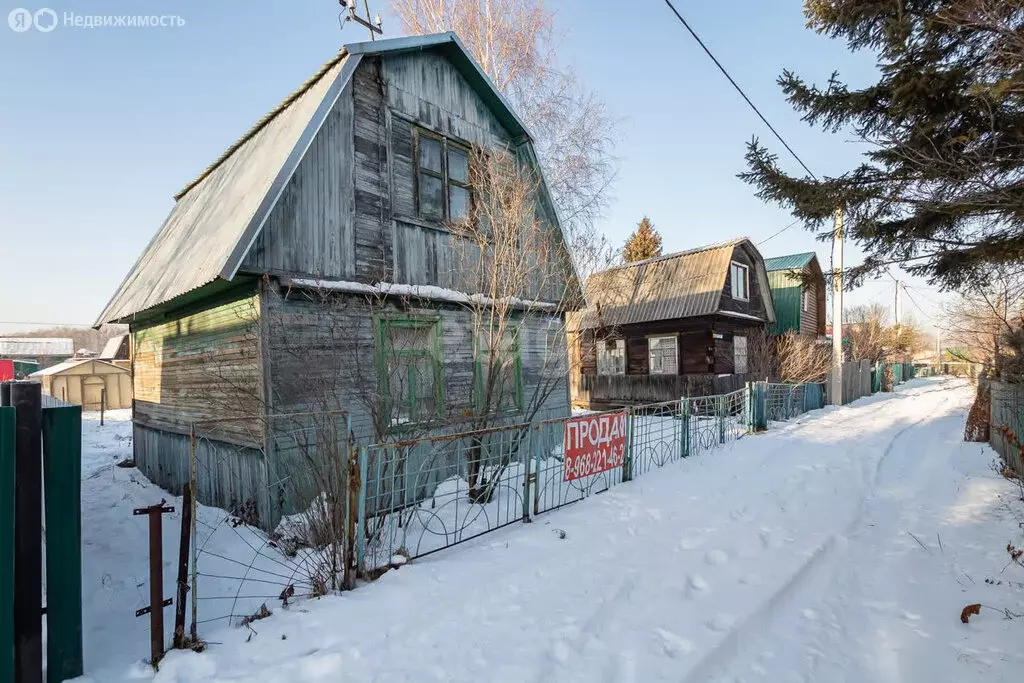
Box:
476;327;523;413
415;127;472;223
375;317;444;425
734;335;748;374
802;286;811;313
597;339;625;376
648;335;678;375
730;262;749;301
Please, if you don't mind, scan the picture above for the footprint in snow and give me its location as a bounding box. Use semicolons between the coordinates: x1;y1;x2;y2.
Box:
688;573;710;594
550;641;571;664
705;549;729;565
652;628;694;658
706;614;735;632
679;537;704;551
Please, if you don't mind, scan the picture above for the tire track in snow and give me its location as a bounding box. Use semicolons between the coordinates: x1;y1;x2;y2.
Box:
678;385;958;683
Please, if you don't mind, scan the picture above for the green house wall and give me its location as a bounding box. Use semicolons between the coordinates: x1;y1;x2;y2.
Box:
767;270;802;336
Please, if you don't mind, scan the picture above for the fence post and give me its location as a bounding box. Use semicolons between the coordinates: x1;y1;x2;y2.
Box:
134;500;174;668
0;405;14;683
41;405;83;683
173;484;192;649
718;395;726;444
12;381;42;683
622;407;634;482
753;383;767;431
355;446;368;576
522;428;535;520
680;399;691;458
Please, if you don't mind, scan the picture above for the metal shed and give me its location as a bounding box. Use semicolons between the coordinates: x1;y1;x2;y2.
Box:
30;359;132;411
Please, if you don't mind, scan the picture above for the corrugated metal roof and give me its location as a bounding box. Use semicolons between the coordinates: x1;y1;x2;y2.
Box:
94;53;357;326
577;238;775;329
29;358;128;377
764;252;816;271
0;338;74;357
95;33;544;327
99;334;127;360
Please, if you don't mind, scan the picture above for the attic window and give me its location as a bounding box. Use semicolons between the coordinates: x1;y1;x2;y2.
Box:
415;127;472;223
730;262;749;301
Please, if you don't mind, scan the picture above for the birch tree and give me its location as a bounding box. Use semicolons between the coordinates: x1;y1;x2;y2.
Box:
391;0;619;277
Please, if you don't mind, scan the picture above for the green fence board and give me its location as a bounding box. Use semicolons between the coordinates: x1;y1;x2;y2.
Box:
42;406;83;682
0;407;13;683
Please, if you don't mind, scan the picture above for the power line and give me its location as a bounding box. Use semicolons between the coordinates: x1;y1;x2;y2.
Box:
756;218;802;246
661;0;817;179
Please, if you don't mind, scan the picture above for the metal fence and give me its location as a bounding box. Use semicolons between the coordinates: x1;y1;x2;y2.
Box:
355;384;825;571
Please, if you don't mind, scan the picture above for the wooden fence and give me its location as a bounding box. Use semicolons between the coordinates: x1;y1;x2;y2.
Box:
826;359;873;405
572;373;751;409
988;380;1024;477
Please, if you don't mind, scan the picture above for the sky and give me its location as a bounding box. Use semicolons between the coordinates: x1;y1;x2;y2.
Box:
0;0;949;336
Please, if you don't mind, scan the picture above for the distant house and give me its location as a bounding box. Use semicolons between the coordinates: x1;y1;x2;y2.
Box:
0;337;73;370
99;333;131;369
569;238;776;409
764;252;826;338
93;33;577;525
31;359;132;410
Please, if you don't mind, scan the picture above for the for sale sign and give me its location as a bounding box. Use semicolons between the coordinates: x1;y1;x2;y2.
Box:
563;410;628;481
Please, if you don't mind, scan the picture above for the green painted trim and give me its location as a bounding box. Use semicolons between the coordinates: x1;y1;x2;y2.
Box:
373;314;445;426
0;407;13;683
126;276;260;330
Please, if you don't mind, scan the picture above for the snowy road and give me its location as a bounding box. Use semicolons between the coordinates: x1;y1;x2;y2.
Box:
85;378;1024;682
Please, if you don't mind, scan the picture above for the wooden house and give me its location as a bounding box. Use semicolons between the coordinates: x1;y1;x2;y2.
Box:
569;238;776;409
94;34;578;525
763;252;826;338
98;333;131;369
30;359;132;410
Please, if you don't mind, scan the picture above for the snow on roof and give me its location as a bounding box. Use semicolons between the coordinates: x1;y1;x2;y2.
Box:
286;278;561;312
0;337;74;357
29;358;127;377
99;334;127;359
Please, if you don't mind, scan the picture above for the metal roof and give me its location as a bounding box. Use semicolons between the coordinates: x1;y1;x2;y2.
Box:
0;338;74;357
99;334;127;360
577;238;776;329
29;358;128;377
763;252;817;272
95;33;541;327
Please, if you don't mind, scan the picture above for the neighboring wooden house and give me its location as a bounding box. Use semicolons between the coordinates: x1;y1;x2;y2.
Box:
569;238;776;409
94;33;577;525
763;252;826;338
0;338;73;370
99;333;131;369
30;359;132;410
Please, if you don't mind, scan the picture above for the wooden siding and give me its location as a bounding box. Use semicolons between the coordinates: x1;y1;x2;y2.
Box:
132;291;264;446
241;78;356;280
134;424;273;526
262;286;568;445
719;245;767;319
350;54;570;302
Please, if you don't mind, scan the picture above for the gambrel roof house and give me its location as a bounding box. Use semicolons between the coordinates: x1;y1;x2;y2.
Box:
96;33;578;527
569;238;776;408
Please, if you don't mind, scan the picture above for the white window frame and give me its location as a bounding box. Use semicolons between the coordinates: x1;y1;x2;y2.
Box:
734;335;748;374
802;286;811;313
597;339;625;376
730;262;749;301
648;334;678;376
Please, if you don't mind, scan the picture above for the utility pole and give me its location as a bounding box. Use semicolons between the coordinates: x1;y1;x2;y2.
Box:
830;206;844;406
894;280;903;331
338;0;383;40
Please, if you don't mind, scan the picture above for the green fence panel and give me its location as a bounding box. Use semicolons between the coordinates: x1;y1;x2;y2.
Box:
0;407;13;683
752;383;767;431
41;406;83;682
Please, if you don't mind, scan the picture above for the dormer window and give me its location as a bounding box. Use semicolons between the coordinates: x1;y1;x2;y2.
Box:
730;262;749;301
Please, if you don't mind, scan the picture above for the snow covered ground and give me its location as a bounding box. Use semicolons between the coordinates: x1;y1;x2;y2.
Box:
76;378;1024;682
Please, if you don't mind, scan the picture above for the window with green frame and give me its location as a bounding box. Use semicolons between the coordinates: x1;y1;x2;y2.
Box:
474;326;523;413
375;316;444;425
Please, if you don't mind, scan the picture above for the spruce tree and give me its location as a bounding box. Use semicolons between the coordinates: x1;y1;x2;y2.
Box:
623;217;663;262
740;0;1024;290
